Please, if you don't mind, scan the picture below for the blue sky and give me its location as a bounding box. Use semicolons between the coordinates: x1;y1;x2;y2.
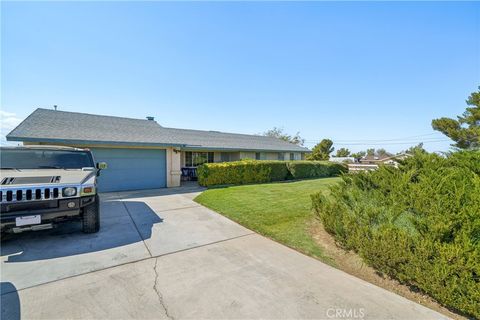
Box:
2;1;479;153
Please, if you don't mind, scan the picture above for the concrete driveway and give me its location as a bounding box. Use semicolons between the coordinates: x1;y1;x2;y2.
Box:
1;186;446;319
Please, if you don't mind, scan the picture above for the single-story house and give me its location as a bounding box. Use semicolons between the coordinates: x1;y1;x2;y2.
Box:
359;153;411;165
7;108;310;192
348;153;412;172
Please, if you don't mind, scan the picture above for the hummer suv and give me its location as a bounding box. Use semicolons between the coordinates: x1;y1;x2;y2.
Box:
0;145;107;235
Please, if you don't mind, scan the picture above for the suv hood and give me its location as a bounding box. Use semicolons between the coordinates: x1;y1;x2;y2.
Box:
0;169;96;186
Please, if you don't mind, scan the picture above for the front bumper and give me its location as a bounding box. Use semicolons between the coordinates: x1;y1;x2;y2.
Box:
1;196;96;232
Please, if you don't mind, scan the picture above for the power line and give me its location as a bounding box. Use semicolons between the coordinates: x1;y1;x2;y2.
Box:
306;139;450;146
304;138;446;144
303;133;446;144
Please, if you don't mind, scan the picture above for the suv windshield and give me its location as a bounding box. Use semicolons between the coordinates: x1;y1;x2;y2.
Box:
1;149;95;169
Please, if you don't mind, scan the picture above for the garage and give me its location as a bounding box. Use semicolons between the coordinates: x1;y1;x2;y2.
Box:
90;148;166;192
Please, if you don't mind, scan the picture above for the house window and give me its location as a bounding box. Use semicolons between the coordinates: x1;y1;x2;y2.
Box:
221;152;230;162
255;152;266;160
290;153;295;160
184;152;214;167
278;153;284;160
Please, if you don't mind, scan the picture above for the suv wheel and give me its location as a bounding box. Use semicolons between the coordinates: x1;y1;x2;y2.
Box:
82;195;100;233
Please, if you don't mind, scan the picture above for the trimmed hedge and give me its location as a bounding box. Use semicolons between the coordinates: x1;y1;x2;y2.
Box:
197;160;344;187
287;161;346;179
197;160;289;186
311;151;480;318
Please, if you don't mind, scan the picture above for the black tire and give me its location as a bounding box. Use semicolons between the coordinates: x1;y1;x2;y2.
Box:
82;195;100;233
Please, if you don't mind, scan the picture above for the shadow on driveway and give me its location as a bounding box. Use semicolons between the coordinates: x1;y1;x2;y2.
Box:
1;282;20;320
0;200;161;263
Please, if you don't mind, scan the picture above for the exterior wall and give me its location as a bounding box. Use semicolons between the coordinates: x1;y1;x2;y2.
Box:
217;152;240;162
166;147;181;187
230;152;240;161
180;152;185;167
265;152;279;160
180;150;304;163
240;152;256;160
236;151;304;161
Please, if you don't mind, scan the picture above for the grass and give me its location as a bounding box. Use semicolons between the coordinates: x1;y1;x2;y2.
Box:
194;177;463;319
194;177;341;263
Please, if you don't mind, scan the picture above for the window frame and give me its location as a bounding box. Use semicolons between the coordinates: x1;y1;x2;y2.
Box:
184;151;215;167
255;152;267;160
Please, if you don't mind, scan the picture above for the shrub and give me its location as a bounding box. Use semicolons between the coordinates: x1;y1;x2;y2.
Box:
197;160;345;187
287;161;346;179
197;160;289;186
311;151;480;318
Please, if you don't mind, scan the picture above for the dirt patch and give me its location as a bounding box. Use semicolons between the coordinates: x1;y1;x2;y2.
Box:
308;219;467;320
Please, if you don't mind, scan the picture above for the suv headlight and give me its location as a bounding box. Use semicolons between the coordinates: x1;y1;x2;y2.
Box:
62;187;77;197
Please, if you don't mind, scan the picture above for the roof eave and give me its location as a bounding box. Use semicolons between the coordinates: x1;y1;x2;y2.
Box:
181;145;311;153
6;136;185;148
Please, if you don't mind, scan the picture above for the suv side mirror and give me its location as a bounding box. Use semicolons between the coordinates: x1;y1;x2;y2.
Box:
97;162;108;170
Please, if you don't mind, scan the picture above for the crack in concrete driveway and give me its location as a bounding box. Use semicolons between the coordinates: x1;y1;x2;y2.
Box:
153;257;174;320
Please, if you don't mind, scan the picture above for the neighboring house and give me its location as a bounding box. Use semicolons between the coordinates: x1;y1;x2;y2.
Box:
7;108;309;192
359;153;411;165
348;153;412;172
329;156;355;164
359;154;392;165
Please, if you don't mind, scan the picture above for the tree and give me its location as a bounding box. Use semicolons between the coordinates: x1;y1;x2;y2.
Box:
307;139;334;160
335;148;351;157
366;148;375;156
402;143;426;155
351;151;366;160
432;87;480;149
263;127;305;146
375;148;391;157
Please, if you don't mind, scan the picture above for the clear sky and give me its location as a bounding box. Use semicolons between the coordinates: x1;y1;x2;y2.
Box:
1;1;479;153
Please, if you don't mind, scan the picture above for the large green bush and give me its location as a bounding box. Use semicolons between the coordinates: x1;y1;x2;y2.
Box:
197;160;289;186
287;161;346;179
311;151;480;318
197;160;344;186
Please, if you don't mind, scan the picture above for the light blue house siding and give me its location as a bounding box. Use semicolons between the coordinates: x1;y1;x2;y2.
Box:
90;148;166;192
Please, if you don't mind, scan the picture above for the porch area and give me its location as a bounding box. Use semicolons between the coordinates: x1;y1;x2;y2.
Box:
179;150;303;181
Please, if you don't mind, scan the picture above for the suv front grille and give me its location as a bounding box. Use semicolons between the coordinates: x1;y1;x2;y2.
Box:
0;187;68;203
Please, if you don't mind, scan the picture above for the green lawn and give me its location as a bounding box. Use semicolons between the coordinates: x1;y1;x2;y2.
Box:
194;177;341;263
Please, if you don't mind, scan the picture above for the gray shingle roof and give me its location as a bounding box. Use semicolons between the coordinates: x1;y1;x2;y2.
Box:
7;109;310;153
